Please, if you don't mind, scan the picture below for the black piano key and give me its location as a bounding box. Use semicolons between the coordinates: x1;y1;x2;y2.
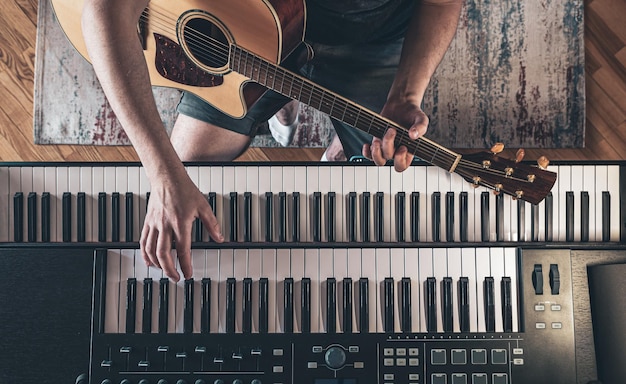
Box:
77;192;86;242
545;192;554;241
501;277;513;332
125;192;134;242
208;192;217;242
226;277;236;333
41;192;50;242
431;192;441;242
243;278;253;333
327;192;336;242
581;191;590;242
62;192;71;242
301;277;311;333
326;277;337;333
383;277;394;333
458;277;470;332
566;191;574;242
284;278;294;333
401;277;411;333
259;277;269;333
98;192;106;242
396;192;406;242
229;192;238;242
459;192;468;242
265;192;273;242
142;277;153;334
484;277;496;332
126;278;137;333
410;191;420;242
158;277;169;333
361;192;371;242
201;278;211;334
496;193;504;242
445;192;454;242
243;192;252;242
278;192;287;242
358;277;369;333
292;192;300;242
184;278;194;334
602;191;611;242
313;192;321;242
480;191;490;242
442;277;453;332
112;192;120;242
348;192;357;242
342;278;353;333
375;192;384;242
27;192;36;242
517;199;526;242
531;203;539;242
425;277;437;332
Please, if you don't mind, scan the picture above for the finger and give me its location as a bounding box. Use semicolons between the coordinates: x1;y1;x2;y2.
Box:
174;222;193;280
362;143;372;159
393;145;415;172
381;128;397;160
144;226;162;269
410;114;429;139
370;138;387;166
139;223;152;267
199;204;224;243
156;229;179;282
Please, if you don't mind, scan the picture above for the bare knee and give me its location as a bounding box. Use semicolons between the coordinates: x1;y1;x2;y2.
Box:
171;114;251;162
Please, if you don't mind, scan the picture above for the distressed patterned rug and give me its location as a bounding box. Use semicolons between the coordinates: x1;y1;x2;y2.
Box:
34;0;585;149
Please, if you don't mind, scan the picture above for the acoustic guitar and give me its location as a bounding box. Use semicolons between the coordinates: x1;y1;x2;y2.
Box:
49;0;557;204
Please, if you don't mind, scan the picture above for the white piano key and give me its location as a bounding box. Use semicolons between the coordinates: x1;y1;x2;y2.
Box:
432;248;447;333
607;165;620;241
289;248;305;333
172;253;185;333
191;249;205;333
196;166;211;241
151;268;164;334
330;166;344;242
234;248;248;333
222;166;236;242
19;167;33;242
390;248;403;333
347;248;362;332
138;167;150;241
342;167;356;242
218;248;235;333
115;167;128;243
450;173;464;242
306;166;319;242
294;166;308;243
248;249;263;333
79;167;93;242
333;248;348;332
258;166;271;243
461;247;478;332
489;247;505;333
361;248;377;333
281;166;295;243
446;248;463;332
475;247;490;333
319;248;334;333
186;165;200;241
505;192;515;242
234;166;248;242
403;248;421;332
398;166;414;242
68;166;81;242
317;166;331;242
134;249;149;333
262;248;277;333
375;248;390;333
461;177;476;242
55;167;69;242
205;249;220;333
594;165;608;242
426;167;439;242
104;249;121;333
305;248;321;333
377;166;392;242
210;167;224;241
438;169;452;242
103;167;117;243
417;248;433;332
504;247;519;332
0;167;10;242
353;166;367;241
246;165;260;242
31;167;45;242
582;165;596;241
119;248;134;333
556;165;571;241
91;166;104;242
366;167;378;242
412;166;428;242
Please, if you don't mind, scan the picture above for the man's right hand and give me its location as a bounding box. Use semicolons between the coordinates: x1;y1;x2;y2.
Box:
140;173;223;282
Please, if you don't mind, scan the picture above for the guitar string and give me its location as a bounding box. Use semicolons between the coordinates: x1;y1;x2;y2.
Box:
139;7;536;189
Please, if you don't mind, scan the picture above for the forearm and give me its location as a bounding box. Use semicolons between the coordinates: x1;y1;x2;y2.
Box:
82;0;186;184
388;0;463;105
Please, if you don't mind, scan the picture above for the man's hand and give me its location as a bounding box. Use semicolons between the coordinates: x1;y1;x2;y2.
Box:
140;173;223;282
362;101;429;172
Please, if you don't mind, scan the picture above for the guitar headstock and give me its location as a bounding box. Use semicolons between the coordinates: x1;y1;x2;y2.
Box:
453;144;557;205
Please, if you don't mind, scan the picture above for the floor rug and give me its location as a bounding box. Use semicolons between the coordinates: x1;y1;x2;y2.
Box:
33;0;585;149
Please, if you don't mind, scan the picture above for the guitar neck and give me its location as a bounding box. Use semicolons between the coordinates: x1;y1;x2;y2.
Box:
229;45;462;172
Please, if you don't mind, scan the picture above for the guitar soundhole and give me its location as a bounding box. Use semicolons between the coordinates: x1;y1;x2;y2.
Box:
182;17;230;71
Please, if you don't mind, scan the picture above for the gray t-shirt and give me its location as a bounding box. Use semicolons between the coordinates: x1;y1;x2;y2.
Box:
305;0;415;45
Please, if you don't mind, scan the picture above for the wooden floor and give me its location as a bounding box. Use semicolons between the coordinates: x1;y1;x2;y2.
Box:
0;0;624;163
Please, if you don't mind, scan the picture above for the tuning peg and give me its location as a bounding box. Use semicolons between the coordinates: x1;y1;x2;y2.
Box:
537;156;550;169
490;143;505;154
515;148;525;163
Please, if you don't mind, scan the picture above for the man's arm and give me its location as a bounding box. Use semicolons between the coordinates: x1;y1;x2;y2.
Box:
82;0;223;281
364;0;464;171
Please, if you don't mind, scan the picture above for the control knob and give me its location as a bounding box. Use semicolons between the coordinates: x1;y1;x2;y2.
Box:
325;347;347;369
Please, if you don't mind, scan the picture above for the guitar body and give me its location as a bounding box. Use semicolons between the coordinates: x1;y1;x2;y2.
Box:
50;0;306;118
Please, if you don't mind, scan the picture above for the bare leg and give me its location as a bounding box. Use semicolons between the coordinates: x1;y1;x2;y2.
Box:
171;114;251;161
274;100;299;125
322;134;347;161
